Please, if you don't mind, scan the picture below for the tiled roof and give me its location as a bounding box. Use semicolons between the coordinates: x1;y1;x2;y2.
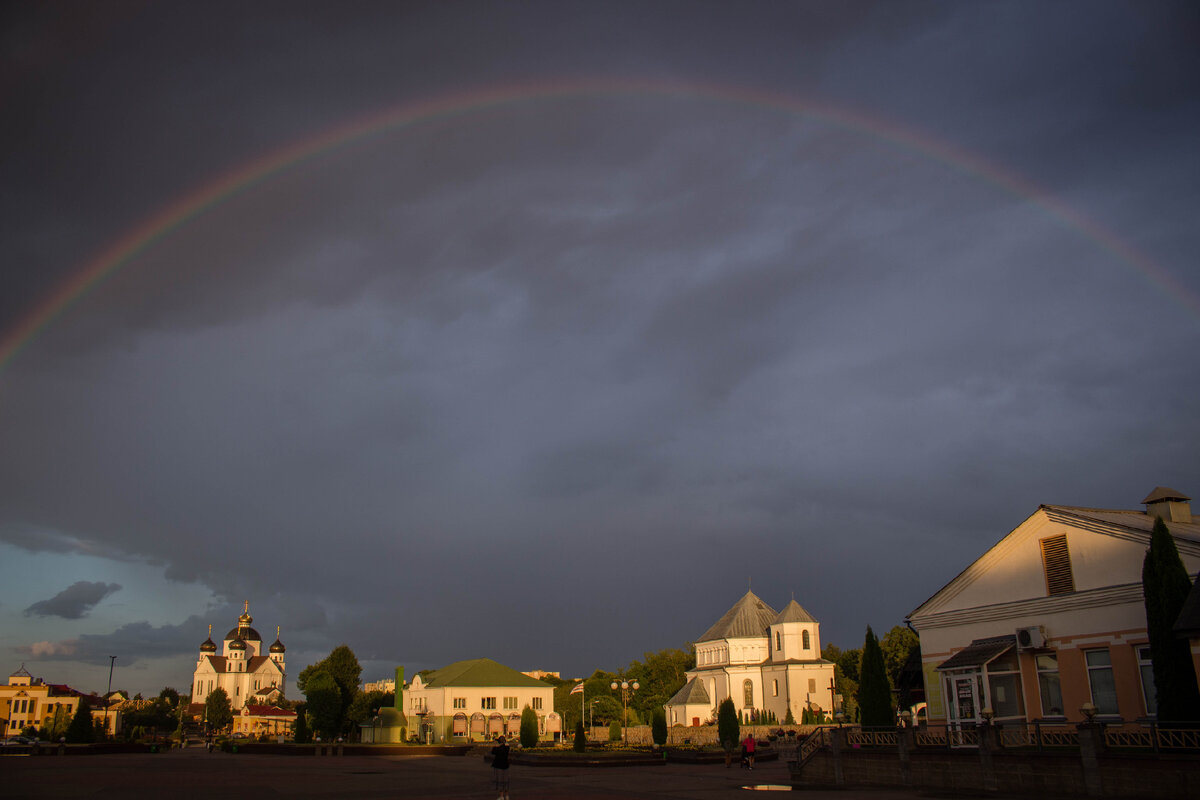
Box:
773;599;816;624
666;677;710;706
421;658;551;689
242;704;295;718
697;591;779;642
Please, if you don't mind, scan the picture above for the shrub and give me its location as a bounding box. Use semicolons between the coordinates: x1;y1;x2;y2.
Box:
651;708;667;746
519;706;538;748
573;721;586;752
608;719;621;742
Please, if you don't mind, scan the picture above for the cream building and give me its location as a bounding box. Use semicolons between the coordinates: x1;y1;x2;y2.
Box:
908;486;1200;728
1;665;120;737
405;658;558;743
191;603;286;713
668;590;835;726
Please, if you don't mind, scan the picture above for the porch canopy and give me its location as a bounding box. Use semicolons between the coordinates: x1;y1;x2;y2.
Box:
935;635;1015;671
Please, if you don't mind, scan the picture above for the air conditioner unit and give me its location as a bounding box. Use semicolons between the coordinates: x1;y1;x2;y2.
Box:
1016;625;1046;650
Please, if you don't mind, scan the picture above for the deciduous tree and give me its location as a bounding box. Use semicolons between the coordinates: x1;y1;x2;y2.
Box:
303;671;342;738
204;687;233;733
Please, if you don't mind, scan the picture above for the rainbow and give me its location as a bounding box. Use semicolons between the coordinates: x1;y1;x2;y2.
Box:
2;77;1194;372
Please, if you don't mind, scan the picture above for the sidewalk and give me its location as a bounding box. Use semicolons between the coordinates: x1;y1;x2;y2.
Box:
1;747;929;799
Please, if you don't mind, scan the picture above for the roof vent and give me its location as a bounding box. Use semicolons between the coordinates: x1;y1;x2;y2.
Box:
1142;487;1192;524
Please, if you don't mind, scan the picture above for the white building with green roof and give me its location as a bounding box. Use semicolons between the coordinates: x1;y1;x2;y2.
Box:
404;657;559;743
667;590;835;727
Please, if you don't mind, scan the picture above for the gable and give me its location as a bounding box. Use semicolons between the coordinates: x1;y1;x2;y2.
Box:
910;507;1200;620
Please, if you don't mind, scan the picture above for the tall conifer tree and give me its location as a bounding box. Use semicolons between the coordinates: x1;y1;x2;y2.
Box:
857;626;894;727
1142;517;1200;723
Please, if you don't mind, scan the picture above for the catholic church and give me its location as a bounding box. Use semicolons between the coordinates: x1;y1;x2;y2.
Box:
666;590;836;727
191;603;286;711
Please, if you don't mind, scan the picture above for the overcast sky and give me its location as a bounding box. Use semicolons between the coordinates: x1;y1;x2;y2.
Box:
1;1;1198;698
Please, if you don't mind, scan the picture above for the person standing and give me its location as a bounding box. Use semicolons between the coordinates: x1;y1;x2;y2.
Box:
742;732;756;770
491;735;511;800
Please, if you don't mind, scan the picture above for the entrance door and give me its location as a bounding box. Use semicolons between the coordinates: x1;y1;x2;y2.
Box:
946;673;980;746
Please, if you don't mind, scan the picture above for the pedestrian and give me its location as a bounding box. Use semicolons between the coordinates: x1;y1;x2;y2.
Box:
742;732;756;770
491;734;511;800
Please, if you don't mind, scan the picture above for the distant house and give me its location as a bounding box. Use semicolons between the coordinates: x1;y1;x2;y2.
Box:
233;703;296;737
668;590;835;726
406;658;558;743
908;486;1200;727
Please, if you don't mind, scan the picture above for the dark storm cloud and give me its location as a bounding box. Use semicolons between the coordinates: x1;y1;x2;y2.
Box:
24;581;122;619
1;2;1198;690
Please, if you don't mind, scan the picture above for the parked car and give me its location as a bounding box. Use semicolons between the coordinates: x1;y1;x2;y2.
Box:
3;736;35;746
231;732;247;739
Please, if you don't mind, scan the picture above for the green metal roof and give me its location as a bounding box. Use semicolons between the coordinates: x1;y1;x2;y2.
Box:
421;658;550;689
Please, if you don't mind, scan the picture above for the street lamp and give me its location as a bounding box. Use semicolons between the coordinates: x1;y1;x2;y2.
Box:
609;680;639;744
103;656;116;740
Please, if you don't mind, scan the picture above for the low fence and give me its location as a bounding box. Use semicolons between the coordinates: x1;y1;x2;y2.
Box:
789;722;1200;799
581;724;817;747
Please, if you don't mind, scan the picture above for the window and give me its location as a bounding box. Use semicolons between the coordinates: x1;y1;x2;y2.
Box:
776;632;782;651
453;697;466;709
984;651;1025;719
1085;649;1118;715
1039;534;1075;596
482;697;496;710
532;697;542;710
802;630;811;650
1036;653;1064;716
743;680;754;708
1137;645;1156;715
772;680;778;697
503;696;518;710
808;678;816;694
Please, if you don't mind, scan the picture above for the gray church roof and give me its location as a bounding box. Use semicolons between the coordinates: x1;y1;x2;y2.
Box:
697;590;779;642
666;676;711;706
773;599;816;624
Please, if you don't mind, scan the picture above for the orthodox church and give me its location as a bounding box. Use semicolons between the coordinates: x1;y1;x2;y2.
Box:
191;603;286;711
666;590;835;726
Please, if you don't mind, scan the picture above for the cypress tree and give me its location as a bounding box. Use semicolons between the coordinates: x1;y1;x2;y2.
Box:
573;719;588;753
573;720;586;752
66;699;94;743
1142;516;1200;723
651;707;667;746
857;626;894;728
519;705;538;748
717;697;739;753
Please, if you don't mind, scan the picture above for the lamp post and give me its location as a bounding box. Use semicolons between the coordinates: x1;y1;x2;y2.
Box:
609;680;639;744
103;656;116;740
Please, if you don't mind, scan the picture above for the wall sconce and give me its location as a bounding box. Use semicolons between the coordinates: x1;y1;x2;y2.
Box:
980;707;994;723
1080;702;1097;721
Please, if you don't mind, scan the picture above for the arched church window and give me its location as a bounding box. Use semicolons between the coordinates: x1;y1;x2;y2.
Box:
802;630;811;650
743;680;754;708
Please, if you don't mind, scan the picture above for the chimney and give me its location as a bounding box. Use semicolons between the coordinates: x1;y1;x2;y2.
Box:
1142;487;1192;524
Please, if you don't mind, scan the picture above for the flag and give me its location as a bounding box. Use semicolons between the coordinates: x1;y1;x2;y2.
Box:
570;682;584;695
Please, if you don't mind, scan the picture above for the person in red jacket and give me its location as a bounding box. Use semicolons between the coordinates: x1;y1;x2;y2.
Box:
741;732;756;770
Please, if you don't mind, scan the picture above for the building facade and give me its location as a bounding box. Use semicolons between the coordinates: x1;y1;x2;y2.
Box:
1;665;114;737
405;658;558;743
908;487;1200;728
190;603;286;713
668;590;835;726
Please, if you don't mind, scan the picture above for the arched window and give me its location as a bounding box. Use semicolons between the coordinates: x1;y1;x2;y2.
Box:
743;680;754;708
802;630;811;650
